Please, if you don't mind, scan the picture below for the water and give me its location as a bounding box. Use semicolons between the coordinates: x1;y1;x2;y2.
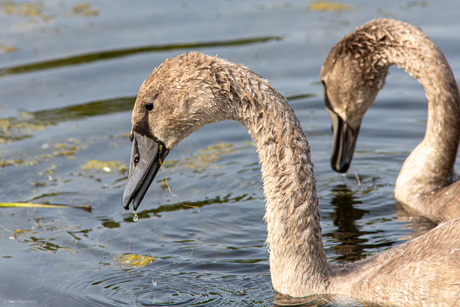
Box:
0;1;458;306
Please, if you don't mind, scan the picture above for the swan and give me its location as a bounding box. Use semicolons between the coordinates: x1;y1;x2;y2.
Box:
320;18;460;223
122;52;460;306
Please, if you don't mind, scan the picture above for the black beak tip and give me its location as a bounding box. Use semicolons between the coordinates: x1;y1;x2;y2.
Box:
122;195;132;210
332;161;350;173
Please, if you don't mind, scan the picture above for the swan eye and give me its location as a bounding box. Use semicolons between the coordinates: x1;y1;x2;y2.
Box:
134;153;140;166
145;103;153;111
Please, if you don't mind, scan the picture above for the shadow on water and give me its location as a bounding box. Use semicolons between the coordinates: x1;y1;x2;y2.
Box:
121;193;256;224
0;36;283;77
323;185;394;262
0;96;135;143
33;96;136;122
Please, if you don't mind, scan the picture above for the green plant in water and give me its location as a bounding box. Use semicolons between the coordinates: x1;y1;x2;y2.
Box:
80;160;127;173
115;254;155;267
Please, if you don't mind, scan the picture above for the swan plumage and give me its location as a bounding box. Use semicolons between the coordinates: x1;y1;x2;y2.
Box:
122;51;460;306
320;18;460;223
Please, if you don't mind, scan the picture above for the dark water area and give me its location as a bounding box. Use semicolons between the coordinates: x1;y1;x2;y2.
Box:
0;1;458;306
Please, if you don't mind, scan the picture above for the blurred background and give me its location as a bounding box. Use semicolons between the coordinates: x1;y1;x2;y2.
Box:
0;1;459;306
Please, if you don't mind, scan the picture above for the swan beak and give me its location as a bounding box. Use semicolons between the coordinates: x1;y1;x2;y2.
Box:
122;131;169;211
326;108;360;173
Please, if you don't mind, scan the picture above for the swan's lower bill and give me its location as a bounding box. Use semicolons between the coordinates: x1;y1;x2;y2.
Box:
122;131;169;211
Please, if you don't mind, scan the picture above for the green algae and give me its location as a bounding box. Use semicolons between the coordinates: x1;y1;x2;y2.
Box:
116;254;155;267
81;160;127;173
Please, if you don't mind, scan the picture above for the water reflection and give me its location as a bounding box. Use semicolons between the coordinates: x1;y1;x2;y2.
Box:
23;236;61;252
0;96;135;144
324;185;384;262
100;218;121;229
394;202;436;240
274;291;388;307
0;36;282;77
122;193;255;223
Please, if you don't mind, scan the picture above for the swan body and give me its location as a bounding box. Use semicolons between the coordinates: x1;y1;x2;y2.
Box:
320;18;460;223
122;52;460;306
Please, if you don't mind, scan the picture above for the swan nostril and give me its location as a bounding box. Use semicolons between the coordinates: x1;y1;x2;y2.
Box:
134;153;140;165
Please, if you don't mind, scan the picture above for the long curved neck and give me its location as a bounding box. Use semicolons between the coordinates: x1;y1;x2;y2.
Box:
397;54;460;195
217;63;332;296
371;22;460;197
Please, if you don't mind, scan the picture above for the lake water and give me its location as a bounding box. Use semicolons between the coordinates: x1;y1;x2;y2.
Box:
0;1;459;306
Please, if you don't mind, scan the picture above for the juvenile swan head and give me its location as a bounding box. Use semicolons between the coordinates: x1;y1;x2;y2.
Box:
122;53;237;210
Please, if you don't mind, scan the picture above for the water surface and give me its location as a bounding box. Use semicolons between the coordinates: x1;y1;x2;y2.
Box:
0;1;458;306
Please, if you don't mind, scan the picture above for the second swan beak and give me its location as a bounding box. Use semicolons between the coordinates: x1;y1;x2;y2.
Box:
326;107;360;173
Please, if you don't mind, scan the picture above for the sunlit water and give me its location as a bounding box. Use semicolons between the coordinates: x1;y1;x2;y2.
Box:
0;1;459;306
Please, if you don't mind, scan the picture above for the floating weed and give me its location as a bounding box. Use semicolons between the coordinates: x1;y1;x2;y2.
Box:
72;3;99;17
308;1;351;11
0;202;91;210
116;254;155;267
0;1;43;17
153;142;238;209
0;44;17;54
54;143;66;149
45;164;57;175
0;1;98;21
0;158;23;167
200;142;234;153
0;117;47;143
81;160;127;173
32;181;47;188
159;144;199;211
1;141;87;168
1;202;65;208
169;142;235;173
54;149;76;157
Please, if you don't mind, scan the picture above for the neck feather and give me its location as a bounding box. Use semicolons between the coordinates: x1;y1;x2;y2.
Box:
379;23;460;194
216;63;332;296
351;19;460;195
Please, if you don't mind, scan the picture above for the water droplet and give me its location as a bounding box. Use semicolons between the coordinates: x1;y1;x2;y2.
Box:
133;211;138;222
